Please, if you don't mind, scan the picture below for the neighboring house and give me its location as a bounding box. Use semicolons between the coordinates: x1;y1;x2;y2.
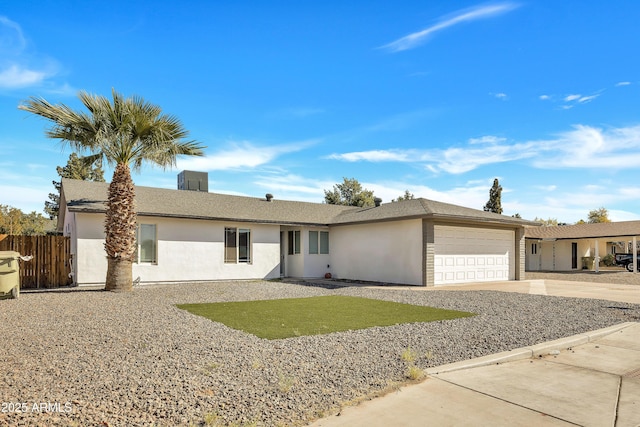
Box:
58;174;536;287
525;221;640;271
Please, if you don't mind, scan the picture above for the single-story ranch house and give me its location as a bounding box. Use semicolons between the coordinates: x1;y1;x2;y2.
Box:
525;221;640;272
58;174;537;287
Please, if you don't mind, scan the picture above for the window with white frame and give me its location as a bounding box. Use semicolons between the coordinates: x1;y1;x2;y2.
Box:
288;230;301;255
136;223;157;263
309;230;329;254
225;227;251;263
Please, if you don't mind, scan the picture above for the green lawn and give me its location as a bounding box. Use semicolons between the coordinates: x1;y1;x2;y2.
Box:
177;295;475;339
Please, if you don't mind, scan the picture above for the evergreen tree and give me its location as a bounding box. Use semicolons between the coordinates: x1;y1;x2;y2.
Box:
483;178;503;214
45;153;105;219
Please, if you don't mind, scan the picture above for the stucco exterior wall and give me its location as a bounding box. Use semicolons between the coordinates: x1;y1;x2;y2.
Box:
281;227;331;278
70;213;281;285
329;219;423;286
526;238;611;271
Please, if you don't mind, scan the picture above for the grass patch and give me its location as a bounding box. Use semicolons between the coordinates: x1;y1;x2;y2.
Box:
177;295;474;340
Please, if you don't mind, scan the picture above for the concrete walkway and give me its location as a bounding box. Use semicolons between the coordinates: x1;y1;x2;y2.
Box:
308;280;640;427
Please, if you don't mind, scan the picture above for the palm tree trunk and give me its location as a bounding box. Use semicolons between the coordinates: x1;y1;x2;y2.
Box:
104;163;137;292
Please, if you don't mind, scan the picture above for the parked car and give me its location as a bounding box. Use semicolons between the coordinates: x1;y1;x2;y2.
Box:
614;254;640;272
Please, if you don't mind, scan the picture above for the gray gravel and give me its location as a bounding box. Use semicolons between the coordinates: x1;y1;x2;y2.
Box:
1;280;639;427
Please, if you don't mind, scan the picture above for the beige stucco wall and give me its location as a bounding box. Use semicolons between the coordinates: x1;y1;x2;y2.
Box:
329;219;423;286
526;238;613;271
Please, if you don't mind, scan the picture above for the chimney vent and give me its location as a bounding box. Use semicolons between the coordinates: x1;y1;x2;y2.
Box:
265;193;274;202
374;197;382;207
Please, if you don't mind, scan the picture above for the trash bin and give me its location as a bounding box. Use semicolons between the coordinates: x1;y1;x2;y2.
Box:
0;251;22;299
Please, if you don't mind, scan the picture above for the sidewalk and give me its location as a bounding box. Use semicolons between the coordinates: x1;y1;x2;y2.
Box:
308;279;640;427
309;322;640;427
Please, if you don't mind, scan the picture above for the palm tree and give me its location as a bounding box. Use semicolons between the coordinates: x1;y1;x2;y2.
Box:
19;89;205;292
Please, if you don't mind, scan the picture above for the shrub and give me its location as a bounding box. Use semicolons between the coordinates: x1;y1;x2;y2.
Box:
601;254;616;267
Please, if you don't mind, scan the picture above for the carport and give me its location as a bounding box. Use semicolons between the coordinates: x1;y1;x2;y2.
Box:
525;221;640;272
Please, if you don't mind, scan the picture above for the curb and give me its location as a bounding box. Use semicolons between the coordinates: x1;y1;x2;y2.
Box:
426;322;636;375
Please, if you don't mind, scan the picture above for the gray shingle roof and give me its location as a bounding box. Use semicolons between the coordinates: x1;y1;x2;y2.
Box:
60;178;535;227
525;221;640;240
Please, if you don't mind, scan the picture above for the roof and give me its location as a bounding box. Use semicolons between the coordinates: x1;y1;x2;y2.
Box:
525;221;640;240
59;178;536;229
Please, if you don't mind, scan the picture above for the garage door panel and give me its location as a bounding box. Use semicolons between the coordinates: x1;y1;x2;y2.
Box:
434;226;514;285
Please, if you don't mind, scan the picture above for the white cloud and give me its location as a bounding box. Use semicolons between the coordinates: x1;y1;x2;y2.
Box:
326;150;412;162
0;15;67;91
468;135;506;145
539;95;551;100
577;94;599;103
615;81;631;87
176;140;315;172
378;3;519;52
0;64;48;88
560;92;601;108
0;16;26;53
327;136;536;174
252;174;334;201
533;124;640;169
493;92;508;100
327;123;640;175
435;141;537;173
533;185;557;192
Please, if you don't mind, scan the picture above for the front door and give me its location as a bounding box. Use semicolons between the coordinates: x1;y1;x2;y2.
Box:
571;242;578;269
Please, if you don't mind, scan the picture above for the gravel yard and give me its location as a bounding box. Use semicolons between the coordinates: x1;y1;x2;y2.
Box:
1;279;639;427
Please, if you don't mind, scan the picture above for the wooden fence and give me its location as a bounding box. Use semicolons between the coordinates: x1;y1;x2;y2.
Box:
0;235;72;288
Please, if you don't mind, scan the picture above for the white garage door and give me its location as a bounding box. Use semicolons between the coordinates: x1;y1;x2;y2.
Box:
434;225;514;285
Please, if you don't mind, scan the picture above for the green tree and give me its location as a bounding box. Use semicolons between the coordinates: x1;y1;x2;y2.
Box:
21;211;49;235
0;206;49;235
20;89;205;292
587;207;611;223
45;152;105;219
0;205;24;235
324;177;376;207
483;178;503;214
392;190;415;202
534;217;559;226
511;213;522;219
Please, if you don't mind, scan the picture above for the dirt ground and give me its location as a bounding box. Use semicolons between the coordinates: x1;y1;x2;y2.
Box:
526;268;640;286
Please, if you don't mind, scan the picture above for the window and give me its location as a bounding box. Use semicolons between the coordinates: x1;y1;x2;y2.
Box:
288;230;300;255
225;227;251;263
320;231;329;254
531;243;537;255
136;224;157;263
309;231;329;255
309;231;319;254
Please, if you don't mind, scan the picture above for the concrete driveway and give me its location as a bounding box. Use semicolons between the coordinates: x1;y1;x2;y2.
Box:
308;279;640;427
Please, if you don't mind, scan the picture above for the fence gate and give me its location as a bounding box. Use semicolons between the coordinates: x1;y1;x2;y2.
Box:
0;235;72;288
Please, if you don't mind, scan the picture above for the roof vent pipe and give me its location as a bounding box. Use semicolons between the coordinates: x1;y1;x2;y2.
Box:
374;197;382;207
265;193;274;202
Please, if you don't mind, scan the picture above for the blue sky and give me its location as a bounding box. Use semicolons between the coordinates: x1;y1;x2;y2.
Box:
1;1;639;223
